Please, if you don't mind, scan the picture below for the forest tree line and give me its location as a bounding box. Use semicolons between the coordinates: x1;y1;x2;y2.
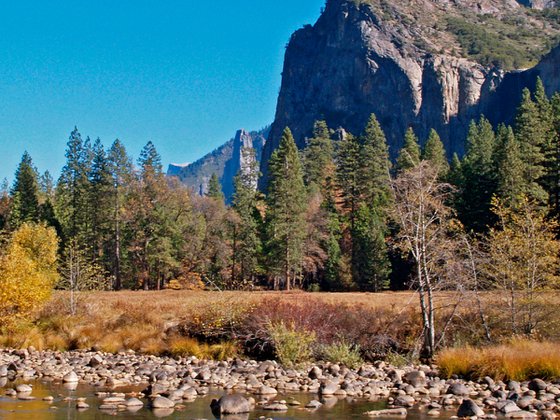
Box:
1;78;560;310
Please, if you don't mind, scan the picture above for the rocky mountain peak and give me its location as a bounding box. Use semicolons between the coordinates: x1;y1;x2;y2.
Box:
259;0;560;185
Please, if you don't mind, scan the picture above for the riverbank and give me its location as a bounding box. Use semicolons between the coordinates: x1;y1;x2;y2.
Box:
3;290;560;363
1;348;560;418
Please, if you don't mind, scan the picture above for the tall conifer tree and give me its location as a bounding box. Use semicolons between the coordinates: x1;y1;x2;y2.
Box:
459;117;497;231
10;152;40;228
396;127;421;172
266;128;307;290
423;129;449;177
515;88;548;204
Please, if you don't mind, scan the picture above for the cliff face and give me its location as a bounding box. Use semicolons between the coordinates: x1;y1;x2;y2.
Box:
168;128;267;202
261;0;560;183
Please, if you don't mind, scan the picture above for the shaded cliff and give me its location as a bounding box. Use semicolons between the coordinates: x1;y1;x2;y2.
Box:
261;0;560;184
168;127;268;202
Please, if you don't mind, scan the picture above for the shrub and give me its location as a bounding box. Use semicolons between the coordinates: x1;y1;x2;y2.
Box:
238;297;419;360
317;340;363;368
437;340;560;381
268;321;315;367
168;336;238;360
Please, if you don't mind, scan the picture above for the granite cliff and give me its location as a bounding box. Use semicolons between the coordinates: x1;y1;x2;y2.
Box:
261;0;560;183
167;128;267;202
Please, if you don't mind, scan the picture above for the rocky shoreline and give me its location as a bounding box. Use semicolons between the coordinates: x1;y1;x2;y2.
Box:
1;348;559;418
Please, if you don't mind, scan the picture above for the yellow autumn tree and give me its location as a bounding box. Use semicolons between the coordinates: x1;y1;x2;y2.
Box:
0;222;59;325
485;196;560;335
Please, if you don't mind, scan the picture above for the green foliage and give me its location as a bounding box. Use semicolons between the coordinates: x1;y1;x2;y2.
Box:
207;173;225;202
317;340;363;368
397;128;421;172
9;152;40;228
268;321;315;367
422;129;449;177
352;204;390;291
515;88;549;204
266;128;307;290
458;117;497;232
446;16;543;69
303;120;335;195
495;125;524;207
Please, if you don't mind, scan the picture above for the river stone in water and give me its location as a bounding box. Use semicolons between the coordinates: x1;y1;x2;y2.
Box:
126;398;144;407
15;384;32;393
458;399;485;417
497;400;521;413
319;381;339;395
210;394;251;414
447;383;471;396
151;396;175;409
394;395;415;407
63;371;79;383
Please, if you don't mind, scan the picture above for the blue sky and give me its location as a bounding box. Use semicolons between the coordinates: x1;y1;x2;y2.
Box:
0;0;324;182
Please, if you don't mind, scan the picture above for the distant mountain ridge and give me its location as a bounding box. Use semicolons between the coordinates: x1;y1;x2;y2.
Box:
167;127;268;202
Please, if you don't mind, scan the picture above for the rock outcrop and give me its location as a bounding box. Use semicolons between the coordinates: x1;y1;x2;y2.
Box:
168;127;267;202
260;0;560;184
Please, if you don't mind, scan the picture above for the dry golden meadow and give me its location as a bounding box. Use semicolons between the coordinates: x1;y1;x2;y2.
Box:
1;290;559;379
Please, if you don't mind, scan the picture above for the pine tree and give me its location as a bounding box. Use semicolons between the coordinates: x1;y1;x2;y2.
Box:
352;204;391;291
515;88;548;204
396;127;421;172
9;152;40;228
55;127;92;242
88;138;113;267
336;133;360;230
266;127;307;290
358;114;392;208
207;173;225;202
352;114;392;291
107;139;133;290
495;125;524;207
303;121;335;195
459;117;497;232
422;129;449;177
138;141;163;176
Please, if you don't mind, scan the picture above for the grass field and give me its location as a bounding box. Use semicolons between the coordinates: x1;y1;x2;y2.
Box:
1;289;559;380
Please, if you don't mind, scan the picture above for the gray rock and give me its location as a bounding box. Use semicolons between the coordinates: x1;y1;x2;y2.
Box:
255;385;277;395
15;384;32;393
210;394;251;415
529;379;547;392
394;395;416;407
306;400;322;409
308;366;322;379
63;371;79;383
448;383;471;396
505;412;537;419
365;407;408;417
497;400;521;414
264;402;288;411
125;398;144;407
0;365;7;377
458;399;485;417
151;396;175;409
319;381;339;395
404;370;426;387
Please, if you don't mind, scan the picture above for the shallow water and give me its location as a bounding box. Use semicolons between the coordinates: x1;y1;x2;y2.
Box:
0;379;457;419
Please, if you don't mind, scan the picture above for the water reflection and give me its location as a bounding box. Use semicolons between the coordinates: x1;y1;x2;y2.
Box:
0;379;457;420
